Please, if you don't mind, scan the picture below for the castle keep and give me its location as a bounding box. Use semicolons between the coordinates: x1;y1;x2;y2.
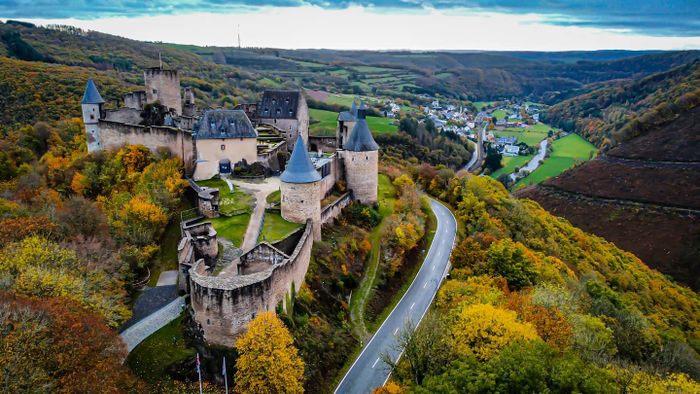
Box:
81;68;380;346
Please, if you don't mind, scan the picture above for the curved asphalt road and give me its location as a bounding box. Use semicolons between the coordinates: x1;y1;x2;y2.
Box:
335;198;457;394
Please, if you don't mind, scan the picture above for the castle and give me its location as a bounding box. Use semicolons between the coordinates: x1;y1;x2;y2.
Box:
82;68;380;346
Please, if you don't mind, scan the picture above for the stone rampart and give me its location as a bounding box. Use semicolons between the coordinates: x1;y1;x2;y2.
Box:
188;222;314;346
321;191;352;224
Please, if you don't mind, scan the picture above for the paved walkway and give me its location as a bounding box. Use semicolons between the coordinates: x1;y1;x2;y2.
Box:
120;296;186;353
156;270;178;286
233;177;280;252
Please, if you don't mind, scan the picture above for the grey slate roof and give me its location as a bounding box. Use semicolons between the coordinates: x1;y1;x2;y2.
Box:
82;79;105;104
337;100;359;122
281;135;322;184
343;109;379;152
194;109;257;140
259;90;300;119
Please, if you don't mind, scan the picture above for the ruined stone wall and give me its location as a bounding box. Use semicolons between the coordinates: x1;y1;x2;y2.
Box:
281;180;321;240
103;108;142;124
343;149;378;204
257;140;286;173
177;222;217;293
192;138;258;181
308;135;338;152
144;68;182;115
319;154;343;198
321;191;352;224
98;120;195;172
124;91;146;109
189;222;314;346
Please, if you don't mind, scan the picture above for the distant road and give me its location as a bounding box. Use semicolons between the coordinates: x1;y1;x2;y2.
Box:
465;123;487;173
334;199;457;394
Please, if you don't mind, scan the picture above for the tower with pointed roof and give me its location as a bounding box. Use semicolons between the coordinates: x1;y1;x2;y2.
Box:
343;105;379;204
81;79;105;152
280;135;323;240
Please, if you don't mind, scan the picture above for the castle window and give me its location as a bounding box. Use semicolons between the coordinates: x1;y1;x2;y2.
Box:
90;114;95;120
207;319;210;325
366;155;368;160
221;144;225;151
152;89;157;94
289;109;293;116
276;108;281;115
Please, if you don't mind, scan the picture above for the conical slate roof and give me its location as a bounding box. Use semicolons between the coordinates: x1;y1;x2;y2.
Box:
343;108;379;152
281;135;321;184
82;79;105;104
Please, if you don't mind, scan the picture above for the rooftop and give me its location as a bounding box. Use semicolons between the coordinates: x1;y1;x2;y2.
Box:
344;108;379;152
194;109;257;140
260;90;301;120
82;79;105;105
281;135;322;184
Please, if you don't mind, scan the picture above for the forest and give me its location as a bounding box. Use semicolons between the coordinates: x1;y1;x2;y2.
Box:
374;169;700;393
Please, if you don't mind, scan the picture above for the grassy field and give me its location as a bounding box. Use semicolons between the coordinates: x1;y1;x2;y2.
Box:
206;214;251;247
494;129;547;146
491;109;508;120
126;314;195;381
266;189;281;204
489;155;533;179
309;108;398;136
514;134;598;189
197;179;254;215
259;212;302;243
348;174;397;340
471;101;499;111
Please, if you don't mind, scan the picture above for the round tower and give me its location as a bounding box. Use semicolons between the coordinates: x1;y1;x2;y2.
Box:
81;79;105;153
280;135;322;240
343;106;379;204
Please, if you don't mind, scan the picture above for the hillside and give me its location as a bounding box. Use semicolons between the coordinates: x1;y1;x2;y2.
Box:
387;172;700;392
518;105;700;290
542;60;700;149
0;20;697;126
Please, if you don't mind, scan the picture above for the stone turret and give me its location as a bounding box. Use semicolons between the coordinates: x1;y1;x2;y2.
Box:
144;67;182;115
343;105;379;204
81;79;105;153
280;135;322;240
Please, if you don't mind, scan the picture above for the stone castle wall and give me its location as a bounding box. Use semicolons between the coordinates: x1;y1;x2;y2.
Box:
319;154;344;198
189;222;314;346
98;120;194;172
144;68;182;115
281;180;322;240
343;149;379;204
321;191;352;224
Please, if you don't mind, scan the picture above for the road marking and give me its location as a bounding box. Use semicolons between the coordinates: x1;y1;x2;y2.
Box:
410;302;416;310
424;281;428;288
372;358;380;368
394;327;399;335
432;265;435;271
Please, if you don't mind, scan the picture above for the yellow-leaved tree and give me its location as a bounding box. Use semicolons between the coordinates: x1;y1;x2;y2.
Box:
234;311;304;394
450;303;538;360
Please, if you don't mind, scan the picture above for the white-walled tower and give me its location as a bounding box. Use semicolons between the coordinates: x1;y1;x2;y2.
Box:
343;106;379;204
280;135;322;240
81;79;105;153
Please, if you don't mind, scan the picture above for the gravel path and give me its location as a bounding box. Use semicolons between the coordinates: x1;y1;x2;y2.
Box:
233;177;280;252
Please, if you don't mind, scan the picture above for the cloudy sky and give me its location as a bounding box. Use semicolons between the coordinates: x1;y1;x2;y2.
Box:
1;1;699;50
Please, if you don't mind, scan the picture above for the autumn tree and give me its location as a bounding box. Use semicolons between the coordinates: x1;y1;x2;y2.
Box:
0;292;141;393
235;311;305;394
450;303;538;360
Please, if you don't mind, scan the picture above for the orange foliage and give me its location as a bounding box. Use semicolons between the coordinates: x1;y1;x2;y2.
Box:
506;292;573;352
0;216;58;247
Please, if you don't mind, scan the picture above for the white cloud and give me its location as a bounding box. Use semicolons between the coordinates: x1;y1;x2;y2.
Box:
21;6;700;50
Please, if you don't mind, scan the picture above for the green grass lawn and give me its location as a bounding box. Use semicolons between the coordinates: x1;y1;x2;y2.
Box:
514;133;597;189
471;101;499;111
266;189;280;204
149;219;184;287
259;212;302;243
489;155;533;179
126;314;195;381
197;179;254;215
494;129;547;146
491;109;507;120
309;108;398;137
205;213;251;247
